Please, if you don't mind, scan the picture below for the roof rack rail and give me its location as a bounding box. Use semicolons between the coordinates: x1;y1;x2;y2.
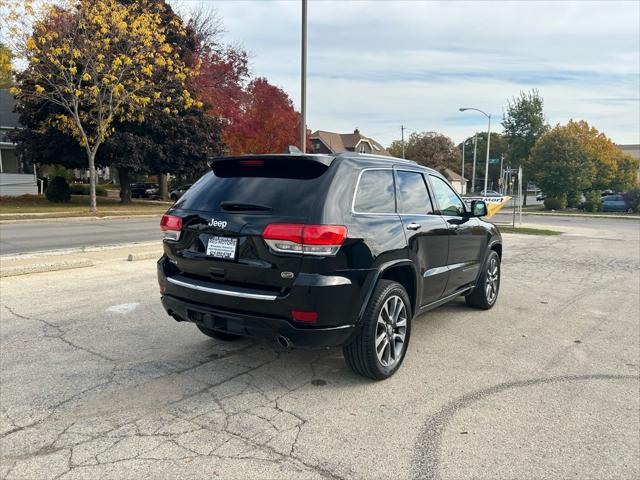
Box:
334;152;418;164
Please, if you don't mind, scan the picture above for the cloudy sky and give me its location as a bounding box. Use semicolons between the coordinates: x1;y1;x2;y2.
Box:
179;0;639;147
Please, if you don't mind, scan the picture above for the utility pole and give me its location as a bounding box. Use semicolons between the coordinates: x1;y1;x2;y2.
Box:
401;124;405;159
499;154;504;194
461;139;465;193
300;0;307;153
471;133;477;193
484;114;491;194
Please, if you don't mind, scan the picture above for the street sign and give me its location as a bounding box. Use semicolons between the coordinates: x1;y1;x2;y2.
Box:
488;158;500;164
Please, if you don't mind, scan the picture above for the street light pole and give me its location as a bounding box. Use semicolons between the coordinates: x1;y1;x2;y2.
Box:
300;0;307;153
484;114;491;194
471;133;477;193
401;124;405;159
461;139;465;193
459;107;492;194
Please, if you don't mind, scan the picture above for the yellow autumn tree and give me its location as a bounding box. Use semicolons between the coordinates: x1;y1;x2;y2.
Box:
7;0;199;212
565;120;638;192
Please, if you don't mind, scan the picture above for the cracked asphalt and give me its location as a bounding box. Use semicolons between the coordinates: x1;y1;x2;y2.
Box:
1;221;638;479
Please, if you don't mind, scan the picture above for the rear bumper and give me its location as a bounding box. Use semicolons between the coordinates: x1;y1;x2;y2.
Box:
157;256;371;347
161;294;355;347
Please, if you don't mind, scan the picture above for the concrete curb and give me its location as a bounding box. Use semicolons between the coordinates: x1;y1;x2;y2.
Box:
0;241;160;260
0;214;162;224
127;252;160;261
517;212;639;220
0;259;94;278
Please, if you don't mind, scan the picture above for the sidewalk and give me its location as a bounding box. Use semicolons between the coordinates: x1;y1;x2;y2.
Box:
0;242;163;277
0;213;163;224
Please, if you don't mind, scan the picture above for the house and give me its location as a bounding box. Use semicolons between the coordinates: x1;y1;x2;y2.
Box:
443;168;467;195
0;89;38;196
309;128;390;156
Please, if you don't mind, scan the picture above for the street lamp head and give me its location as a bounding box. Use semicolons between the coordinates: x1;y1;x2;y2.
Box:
459;108;468;112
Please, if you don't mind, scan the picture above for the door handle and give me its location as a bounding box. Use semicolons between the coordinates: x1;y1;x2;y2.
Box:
407;222;421;231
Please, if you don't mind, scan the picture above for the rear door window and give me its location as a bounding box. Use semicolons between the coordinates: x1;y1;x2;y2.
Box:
176;158;329;216
396;171;434;215
353;169;395;213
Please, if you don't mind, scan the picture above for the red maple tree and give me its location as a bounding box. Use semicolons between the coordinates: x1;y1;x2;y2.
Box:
191;46;308;156
224;77;304;155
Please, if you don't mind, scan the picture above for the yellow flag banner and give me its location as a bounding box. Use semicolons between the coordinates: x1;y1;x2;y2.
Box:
465;196;512;219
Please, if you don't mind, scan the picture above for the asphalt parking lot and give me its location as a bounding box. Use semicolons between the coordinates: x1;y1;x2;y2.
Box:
1;221;638;479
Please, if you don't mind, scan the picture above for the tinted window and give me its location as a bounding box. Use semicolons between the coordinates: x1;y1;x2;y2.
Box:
176;158;328;216
396;171;434;214
354;170;395;213
429;175;465;216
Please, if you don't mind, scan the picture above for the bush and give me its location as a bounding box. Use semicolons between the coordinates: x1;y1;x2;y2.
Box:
69;184;107;196
623;188;640;213
45;176;71;203
583;190;602;212
567;191;582;208
49;165;73;181
543;196;566;210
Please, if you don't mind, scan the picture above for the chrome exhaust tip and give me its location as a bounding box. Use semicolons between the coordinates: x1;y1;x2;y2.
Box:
276;335;291;348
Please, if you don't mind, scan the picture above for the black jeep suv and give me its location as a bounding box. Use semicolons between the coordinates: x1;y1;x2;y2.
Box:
158;153;502;379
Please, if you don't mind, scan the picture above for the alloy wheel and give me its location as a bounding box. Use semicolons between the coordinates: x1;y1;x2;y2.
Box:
375;295;408;367
485;256;499;304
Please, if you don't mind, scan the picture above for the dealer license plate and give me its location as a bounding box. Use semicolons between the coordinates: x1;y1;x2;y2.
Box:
206;236;237;260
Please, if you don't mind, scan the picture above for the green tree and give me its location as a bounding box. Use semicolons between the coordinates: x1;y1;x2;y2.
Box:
388;131;460;172
529;124;594;202
502;89;548;203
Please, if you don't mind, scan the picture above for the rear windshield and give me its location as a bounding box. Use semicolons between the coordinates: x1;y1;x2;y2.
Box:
175;158;329;215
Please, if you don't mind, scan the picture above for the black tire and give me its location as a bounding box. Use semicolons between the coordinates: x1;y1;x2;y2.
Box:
465;250;500;309
343;280;412;380
197;324;243;341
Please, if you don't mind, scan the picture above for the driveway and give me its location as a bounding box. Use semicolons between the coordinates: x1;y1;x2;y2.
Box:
1;224;638;479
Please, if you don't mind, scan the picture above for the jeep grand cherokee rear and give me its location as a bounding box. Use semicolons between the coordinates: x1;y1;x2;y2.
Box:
158;155;365;349
158;153;502;380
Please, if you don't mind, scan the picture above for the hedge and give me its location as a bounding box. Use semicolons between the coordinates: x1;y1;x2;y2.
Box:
69;184;108;196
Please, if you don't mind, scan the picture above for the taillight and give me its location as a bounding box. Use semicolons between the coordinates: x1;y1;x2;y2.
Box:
262;224;347;256
239;160;264;167
160;214;182;241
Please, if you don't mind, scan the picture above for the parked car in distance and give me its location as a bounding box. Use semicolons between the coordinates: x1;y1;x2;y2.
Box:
602;194;629;212
170;184;192;201
536;192;546;201
480;190;502;197
130;182;159;199
157;152;503;380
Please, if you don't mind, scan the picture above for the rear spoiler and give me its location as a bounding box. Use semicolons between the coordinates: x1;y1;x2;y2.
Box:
208;154;335;170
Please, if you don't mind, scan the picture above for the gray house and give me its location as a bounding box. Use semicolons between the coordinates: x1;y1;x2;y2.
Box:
0;89;38;196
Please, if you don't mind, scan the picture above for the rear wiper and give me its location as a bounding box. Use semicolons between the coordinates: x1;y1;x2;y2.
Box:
220;201;272;212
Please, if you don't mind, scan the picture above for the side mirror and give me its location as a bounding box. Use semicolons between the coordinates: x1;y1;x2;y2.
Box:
470;200;488;217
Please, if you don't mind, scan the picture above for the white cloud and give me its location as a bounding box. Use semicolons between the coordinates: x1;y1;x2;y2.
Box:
178;0;640;146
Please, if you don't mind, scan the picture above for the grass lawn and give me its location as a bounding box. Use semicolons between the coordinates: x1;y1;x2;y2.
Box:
0;195;167;220
500;226;562;236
